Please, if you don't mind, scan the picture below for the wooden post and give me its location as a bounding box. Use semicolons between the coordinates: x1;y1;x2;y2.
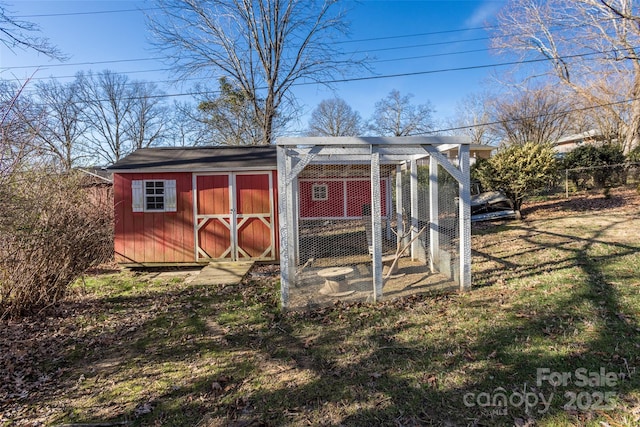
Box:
395;164;403;246
410;158;419;260
276;145;291;309
429;155;439;273
458;144;472;291
371;148;383;301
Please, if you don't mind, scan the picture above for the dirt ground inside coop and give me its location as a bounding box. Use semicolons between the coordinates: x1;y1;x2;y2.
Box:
287;256;458;310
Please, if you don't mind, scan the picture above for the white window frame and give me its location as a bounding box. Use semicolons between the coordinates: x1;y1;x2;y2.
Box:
311;183;328;201
132;179;177;213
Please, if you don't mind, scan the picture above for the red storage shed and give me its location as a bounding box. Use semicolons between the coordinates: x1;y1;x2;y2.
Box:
108;146;279;265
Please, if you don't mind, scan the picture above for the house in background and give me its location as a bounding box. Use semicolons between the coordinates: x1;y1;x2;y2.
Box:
553;129;606;157
76;167;113;207
418;143;494;167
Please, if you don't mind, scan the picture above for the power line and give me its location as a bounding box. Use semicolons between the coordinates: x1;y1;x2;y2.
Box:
6;1;628;76
4;7;611;75
2;15;495;71
11;46;626;104
13;7;162;19
1;57;165;71
291;48;620;88
372;48;490;64
1;30;490;71
4;45;495;84
335;26;491;44
433;97;635;135
352;36;491;54
6;63;639;138
13;5;490;42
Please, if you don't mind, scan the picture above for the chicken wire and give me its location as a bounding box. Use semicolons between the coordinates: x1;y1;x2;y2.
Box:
277;138;471;310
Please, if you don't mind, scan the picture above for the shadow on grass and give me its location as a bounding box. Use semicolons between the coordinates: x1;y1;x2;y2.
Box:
522;194;628;217
4;212;640;426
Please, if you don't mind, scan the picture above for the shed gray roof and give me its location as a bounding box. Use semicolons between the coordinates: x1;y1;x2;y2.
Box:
107;145;277;171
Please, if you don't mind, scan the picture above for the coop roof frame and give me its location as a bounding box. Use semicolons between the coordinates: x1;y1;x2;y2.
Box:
276;136;472;309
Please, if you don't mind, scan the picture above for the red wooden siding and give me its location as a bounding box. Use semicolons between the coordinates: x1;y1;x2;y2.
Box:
299;178;388;219
236;173;273;258
114;172;194;263
272;171;280;260
114;169;279;263
196;175;232;259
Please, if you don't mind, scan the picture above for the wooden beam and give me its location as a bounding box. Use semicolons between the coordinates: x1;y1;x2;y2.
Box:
370;148;383;301
458;144;472;291
277;136;471;146
429;155;439;273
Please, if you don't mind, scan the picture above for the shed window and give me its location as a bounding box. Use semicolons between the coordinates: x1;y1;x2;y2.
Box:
312;183;328;201
145;181;165;210
132;180;177;212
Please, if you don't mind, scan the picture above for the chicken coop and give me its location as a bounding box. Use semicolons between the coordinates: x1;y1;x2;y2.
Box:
276;136;472;310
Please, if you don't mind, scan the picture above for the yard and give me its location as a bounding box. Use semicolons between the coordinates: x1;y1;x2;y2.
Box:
1;188;640;426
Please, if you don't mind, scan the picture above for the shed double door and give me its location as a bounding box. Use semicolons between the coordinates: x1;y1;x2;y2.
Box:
195;172;275;261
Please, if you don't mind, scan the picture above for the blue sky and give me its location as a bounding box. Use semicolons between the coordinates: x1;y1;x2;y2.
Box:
0;0;507;134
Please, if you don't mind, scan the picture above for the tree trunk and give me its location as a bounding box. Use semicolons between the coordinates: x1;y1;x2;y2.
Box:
625;68;640;154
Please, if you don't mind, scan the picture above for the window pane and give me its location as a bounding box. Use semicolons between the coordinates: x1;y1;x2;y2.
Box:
144;181;165;210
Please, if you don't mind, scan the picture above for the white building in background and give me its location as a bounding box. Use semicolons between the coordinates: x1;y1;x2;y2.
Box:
553;129;606;157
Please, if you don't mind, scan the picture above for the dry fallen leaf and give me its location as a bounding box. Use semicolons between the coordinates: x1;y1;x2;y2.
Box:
134;402;153;416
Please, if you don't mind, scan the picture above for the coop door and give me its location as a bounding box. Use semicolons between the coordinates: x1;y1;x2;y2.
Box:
195;173;275;261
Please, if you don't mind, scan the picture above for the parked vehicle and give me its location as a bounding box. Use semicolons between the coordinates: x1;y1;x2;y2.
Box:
470;181;516;222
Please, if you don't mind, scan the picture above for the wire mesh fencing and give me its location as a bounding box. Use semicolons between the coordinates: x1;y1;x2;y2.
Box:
538;163;640;199
285;161;463;310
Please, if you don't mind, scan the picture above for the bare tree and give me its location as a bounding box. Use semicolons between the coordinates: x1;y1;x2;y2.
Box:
148;0;361;144
30;78;87;170
77;70;167;164
488;86;572;146
492;0;640;153
573;74;628;143
446;91;498;146
306;98;362;136
0;2;65;59
0;79;36;183
165;100;210;146
368;89;435;137
76;70;134;164
125;80;168;150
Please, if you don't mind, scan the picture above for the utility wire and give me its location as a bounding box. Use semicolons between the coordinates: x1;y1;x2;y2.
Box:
13;7;163;18
3;6;619;74
4;46;493;84
1;31;490;71
433;97;635;135
1;57;166;71
7;45;632;104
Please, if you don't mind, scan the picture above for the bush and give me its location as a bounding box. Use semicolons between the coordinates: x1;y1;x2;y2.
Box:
473;142;558;218
629;144;640;163
563;143;626;189
0;171;113;318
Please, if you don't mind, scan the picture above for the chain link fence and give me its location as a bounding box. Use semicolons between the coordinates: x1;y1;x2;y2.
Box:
554;162;640;198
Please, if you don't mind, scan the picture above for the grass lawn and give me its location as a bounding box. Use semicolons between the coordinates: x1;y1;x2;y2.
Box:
1;188;639;426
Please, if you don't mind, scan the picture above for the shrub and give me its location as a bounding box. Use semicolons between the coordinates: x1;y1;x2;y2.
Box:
563;143;626;189
473;142;558;218
629;144;640;163
0;171;113;318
